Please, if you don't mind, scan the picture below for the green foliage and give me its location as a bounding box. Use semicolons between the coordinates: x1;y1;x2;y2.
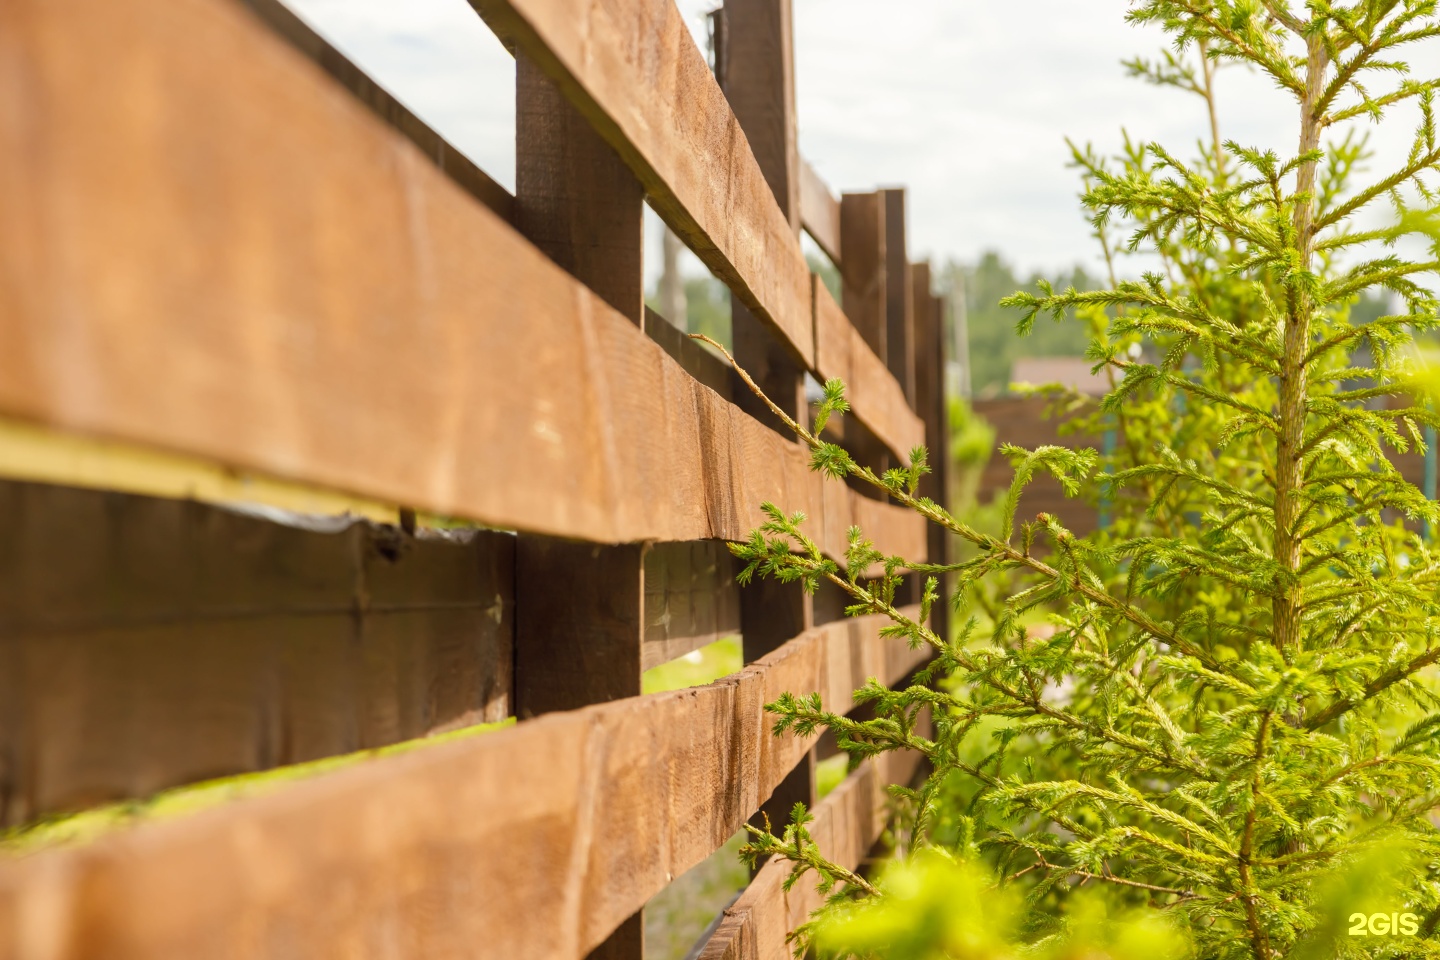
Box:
812;851;1190;960
811;251;844;304
641;636;742;694
646;274;733;347
942;253;1098;397
707;3;1440;959
2;717;514;855
949;397;997;469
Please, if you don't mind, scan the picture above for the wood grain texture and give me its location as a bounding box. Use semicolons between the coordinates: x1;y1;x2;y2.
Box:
799;159;841;265
515;537;645;718
235;0;515;223
0;608;927;960
470;0;814;367
0;480;514;827
718;0;805;441
840;192;888;363
695;745;927;960
813;278;924;461
718;0;799;231
741;576;811;663
587;912;644;960
912;266;950;642
644;309;736;403
882;189;915;407
643;540;740;671
732;298;808;433
516;53;645;324
0;0;922;561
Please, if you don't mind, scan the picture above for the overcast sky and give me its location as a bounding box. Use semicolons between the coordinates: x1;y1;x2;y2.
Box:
283;0;1426;283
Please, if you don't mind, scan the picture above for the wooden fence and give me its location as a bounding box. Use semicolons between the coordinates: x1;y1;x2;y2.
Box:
0;0;949;957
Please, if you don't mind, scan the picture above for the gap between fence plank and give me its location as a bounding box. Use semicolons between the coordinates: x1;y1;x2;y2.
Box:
694;743;928;960
467;0;921;463
0;0;923;562
799;159;842;265
813;278;922;461
0;607;929;960
236;0;515;223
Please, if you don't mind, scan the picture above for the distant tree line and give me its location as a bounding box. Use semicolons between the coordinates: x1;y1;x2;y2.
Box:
649;250;1396;399
939;252;1395;398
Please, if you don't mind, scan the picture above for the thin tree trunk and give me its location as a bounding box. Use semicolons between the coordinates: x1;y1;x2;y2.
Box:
1272;33;1328;662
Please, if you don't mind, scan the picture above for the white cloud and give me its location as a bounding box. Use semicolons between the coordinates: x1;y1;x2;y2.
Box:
283;0;1431;281
284;0;517;189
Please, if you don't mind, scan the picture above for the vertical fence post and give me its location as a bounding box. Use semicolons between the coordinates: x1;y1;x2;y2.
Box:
513;51;649;960
839;192;893;475
840;192;887;365
720;0;818;835
883;189;915;408
719;0;808;435
514;54;645;325
912;263;949;641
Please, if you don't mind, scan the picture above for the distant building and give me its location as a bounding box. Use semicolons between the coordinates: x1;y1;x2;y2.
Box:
1009;356;1109;397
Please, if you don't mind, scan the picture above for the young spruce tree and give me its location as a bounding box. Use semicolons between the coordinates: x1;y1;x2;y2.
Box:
696;3;1440;958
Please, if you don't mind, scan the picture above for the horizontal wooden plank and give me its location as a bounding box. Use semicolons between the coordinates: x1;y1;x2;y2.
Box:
799;159;841;265
0;479;515;827
0;0;921;560
0;413;402;524
470;0;814;368
644;307;736;403
235;0;516;224
0;482;850;821
468;0;919;480
696;744;927;960
0;607;926;960
814;277;925;461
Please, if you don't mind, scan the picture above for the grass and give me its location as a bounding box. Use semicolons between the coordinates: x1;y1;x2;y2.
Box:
6;638;748;858
2;718;514;857
816;753;851;799
642;635;744;694
644;831;749;960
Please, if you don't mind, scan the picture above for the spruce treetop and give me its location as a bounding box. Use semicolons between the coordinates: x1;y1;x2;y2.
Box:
703;2;1440;957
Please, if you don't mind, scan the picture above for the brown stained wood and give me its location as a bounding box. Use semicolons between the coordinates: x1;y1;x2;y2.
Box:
512;40;648;814
718;0;799;231
840;192;887;362
721;0;807;437
0;607;924;960
799;159;841;265
822;477;926;567
0;480;514;827
813;277;923;461
696;746;927;960
642;541;741;671
732;300;809;432
750;749;814;871
516;53;645;324
643;308;735;403
235;0;515;223
471;0;815;366
0;0;921;561
587;912;644;960
515;537;644;717
740;576;811;663
883;189;915;407
912;267;950;641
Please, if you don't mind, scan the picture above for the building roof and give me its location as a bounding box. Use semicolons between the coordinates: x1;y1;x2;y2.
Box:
1010;356;1110;397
